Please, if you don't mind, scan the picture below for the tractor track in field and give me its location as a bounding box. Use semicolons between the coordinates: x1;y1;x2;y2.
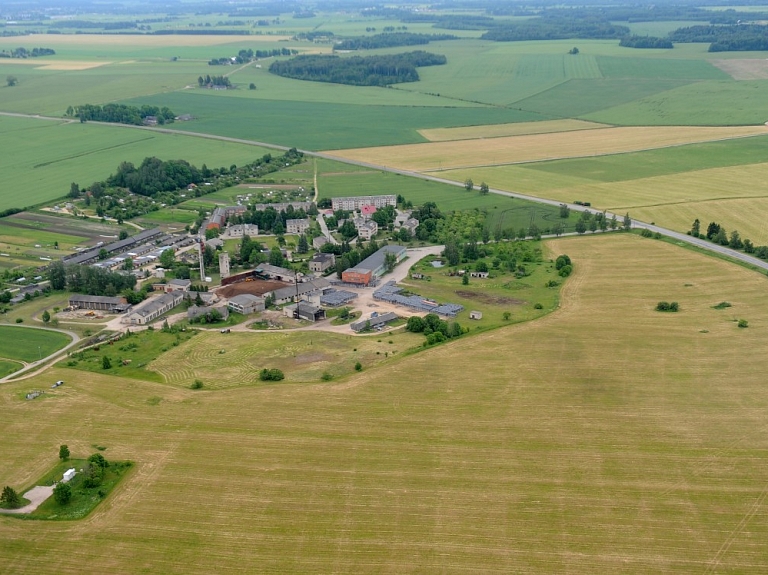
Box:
2;111;768;274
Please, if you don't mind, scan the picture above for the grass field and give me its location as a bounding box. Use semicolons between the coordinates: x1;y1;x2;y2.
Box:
149;329;425;389
0;326;72;363
327;125;768;172
0;360;23;378
0;115;275;211
2;234;768;571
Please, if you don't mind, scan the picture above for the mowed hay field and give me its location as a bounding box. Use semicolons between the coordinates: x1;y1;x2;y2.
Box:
417;119;606;142
328;125;768;172
3;235;768;572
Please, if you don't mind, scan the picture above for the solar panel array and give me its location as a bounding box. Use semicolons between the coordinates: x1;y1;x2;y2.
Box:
373;281;464;317
320;289;359;307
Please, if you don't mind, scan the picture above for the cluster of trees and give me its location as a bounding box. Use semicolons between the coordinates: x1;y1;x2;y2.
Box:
108;157;201;197
65;104;175;126
1;485;22;508
259;368;284;381
619;35;673;49
227;202;314;237
154;29;250;36
197;74;231;88
689;219;768;258
83;453;109;488
333;32;457;51
0;47;55;58
406;312;465;346
656;301;679;312
295;31;334;41
48;260;137;296
189;308;224;325
669;24;768;51
51;20;138;30
208;47;296;65
555;254;573;277
482;17;629;42
269;51;446;86
442;233;543;277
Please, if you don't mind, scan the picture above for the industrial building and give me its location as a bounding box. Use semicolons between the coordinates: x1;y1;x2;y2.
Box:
341;245;407;285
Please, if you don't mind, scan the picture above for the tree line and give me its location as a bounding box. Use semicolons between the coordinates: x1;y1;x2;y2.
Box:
65;103;175;126
333;32;457;51
197;74;231;88
619;35;673;49
0;47;55;58
669;24;768;52
689;218;768;259
208;47;297;65
268;51;446;86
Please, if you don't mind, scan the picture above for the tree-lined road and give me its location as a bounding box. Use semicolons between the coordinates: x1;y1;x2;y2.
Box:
3;110;768;273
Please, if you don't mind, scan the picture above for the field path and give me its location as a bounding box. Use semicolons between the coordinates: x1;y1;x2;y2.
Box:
0;485;53;515
2;111;768;273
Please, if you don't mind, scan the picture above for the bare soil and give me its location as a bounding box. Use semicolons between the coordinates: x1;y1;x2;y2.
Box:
712;59;768;80
217;279;289;298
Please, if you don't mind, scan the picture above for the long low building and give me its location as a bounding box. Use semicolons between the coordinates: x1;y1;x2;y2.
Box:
63;227;164;266
351;311;398;332
124;291;184;325
69;294;128;313
269;277;331;305
341;245;407;285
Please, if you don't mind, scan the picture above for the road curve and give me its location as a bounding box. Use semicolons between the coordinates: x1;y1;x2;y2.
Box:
3;111;768;273
0;324;80;383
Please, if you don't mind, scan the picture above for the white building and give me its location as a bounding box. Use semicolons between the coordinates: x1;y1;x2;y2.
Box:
286;218;311;234
124;291;184;325
331;195;396;211
223;224;259;238
227;294;265;315
354;218;378;240
63;468;76;482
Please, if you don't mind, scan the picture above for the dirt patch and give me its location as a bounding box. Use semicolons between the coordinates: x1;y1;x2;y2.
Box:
712;59;768;80
455;290;525;306
217;279;288;298
293;352;333;364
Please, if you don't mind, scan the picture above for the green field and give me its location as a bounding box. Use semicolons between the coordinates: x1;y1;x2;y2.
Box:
2;235;768;571
0;115;275;211
0;326;72;362
0;360;23;378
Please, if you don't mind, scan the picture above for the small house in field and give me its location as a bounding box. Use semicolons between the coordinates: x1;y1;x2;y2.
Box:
63;468;76;482
469;311;483;320
469;271;489;279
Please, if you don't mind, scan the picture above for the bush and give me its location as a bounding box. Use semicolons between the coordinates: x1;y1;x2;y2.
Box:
53;482;72;505
656;301;679;312
558;265;572;277
190;379;204;390
738;319;749;328
555;255;571;270
533;303;543;310
321;372;334;381
259;368;285;381
640;228;653;238
354;362;362;371
713;301;732;309
15;318;22;323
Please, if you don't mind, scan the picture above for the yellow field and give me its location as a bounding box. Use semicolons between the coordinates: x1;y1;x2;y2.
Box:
417;119;606;142
0;59;111;70
2;235;768;572
441;161;768;243
0;34;292;49
328;125;768;171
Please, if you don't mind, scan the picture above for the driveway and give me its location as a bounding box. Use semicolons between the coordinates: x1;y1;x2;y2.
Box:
0;485;53;515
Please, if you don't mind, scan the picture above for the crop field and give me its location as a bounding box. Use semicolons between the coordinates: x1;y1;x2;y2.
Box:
418;119;606;142
0;360;23;378
0;326;72;363
0;115;275;211
2;234;768;572
327;125;768;172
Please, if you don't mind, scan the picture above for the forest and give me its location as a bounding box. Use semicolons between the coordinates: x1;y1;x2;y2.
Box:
268;51;446;86
208;47;297;65
66;103;176;125
481;16;629;41
669;24;768;51
47;260;137;296
333;32;457;51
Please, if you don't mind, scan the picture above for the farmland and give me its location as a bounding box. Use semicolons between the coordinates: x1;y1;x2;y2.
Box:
0;115;275;212
2;235;768;571
0;326;71;363
326;125;768;172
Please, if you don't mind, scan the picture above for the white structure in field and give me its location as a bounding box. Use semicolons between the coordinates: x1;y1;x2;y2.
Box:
63;468;76;482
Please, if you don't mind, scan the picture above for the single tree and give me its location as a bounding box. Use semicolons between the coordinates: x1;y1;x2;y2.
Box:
729;230;743;250
102;356;112;370
354;362;362;371
384;251;397;273
6;75;18;87
559;204;570;219
53;482;72;505
462;273;469;285
118;230;129;240
249;83;257;90
98;248;108;260
59;444;70;461
464;178;474;191
691;218;701;237
68;182;80;198
575;220;587;234
623;213;632;231
41;309;51;323
1;485;21;508
479;182;489;195
297;234;309;254
502;311;511;321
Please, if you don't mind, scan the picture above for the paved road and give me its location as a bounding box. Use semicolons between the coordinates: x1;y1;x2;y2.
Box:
4;111;768;273
0;485;54;515
0;324;80;383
